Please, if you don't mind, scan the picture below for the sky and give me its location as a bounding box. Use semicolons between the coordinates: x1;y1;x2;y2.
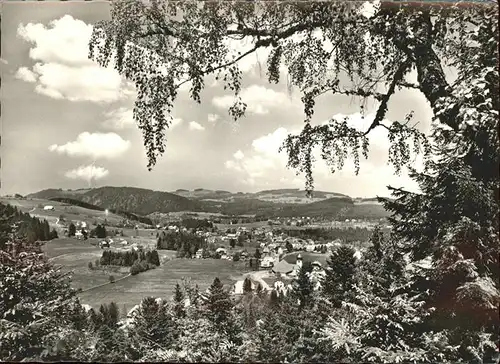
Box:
0;1;434;198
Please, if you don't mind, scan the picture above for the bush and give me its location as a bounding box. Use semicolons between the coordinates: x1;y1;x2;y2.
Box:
68;223;76;237
95;259;100;267
109;275;115;283
233;252;241;262
49;229;58;240
88;262;93;270
139;260;149;271
202;248;212;259
130;261;142;275
93;224;107;239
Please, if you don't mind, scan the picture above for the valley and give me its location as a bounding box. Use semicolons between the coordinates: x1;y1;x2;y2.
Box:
2;187;388;311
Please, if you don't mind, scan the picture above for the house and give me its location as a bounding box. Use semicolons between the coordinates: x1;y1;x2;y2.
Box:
232;278;260;295
75;230;83;239
195;249;203;259
43;205;54;211
274;251;330;277
272;259;296;275
260;256;275;269
76;221;87;229
216;247;227;256
99;241;110;249
233;275;272;295
305;245;315;252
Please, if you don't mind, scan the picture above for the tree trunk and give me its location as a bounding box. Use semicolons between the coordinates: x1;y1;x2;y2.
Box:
397;11;460;131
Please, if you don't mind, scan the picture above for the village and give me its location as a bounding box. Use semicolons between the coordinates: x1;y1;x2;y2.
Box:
52;201;384;300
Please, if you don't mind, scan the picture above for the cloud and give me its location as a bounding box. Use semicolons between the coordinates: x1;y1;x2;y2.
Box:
15;67;38;83
224;112;424;193
16;15;135;103
325;112;392;150
189;121;205;131
212;85;291;115
208;114;219;123
49;132;131;160
251;127;290;157
225;127;294;185
171;117;183;128
224;160;243;172
233;150;244;160
103;107;135;130
64;164;109;181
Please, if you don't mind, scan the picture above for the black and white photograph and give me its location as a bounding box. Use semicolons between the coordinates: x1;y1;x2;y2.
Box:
0;0;498;362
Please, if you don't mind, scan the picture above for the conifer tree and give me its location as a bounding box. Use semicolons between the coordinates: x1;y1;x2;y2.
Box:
173;283;185;319
68;223;76;237
0;229;79;361
68;298;90;331
255;308;289;363
243;277;253;294
205;277;234;332
93;324;132;362
132;297;174;352
150;250;160;266
292;261;314;310
107;302;120;329
269;290;280;310
49;228;58;240
378;58;499;360
323;245;357;306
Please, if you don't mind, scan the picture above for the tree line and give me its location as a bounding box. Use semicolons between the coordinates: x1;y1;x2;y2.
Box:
277;226;379;243
0;202;57;249
98;248;160;275
156;230;206;258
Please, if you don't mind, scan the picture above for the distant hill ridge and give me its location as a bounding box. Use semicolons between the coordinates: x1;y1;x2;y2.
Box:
28;186;390;220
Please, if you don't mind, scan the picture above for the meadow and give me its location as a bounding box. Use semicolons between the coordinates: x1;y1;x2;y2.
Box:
42;238;131;291
77;258;251;310
42;236;251;310
0;197;125;227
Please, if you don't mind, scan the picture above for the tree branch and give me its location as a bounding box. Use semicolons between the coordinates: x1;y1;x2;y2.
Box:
364;58;413;136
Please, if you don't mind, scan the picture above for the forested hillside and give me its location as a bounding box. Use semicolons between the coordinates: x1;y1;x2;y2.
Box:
29;187;390;220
